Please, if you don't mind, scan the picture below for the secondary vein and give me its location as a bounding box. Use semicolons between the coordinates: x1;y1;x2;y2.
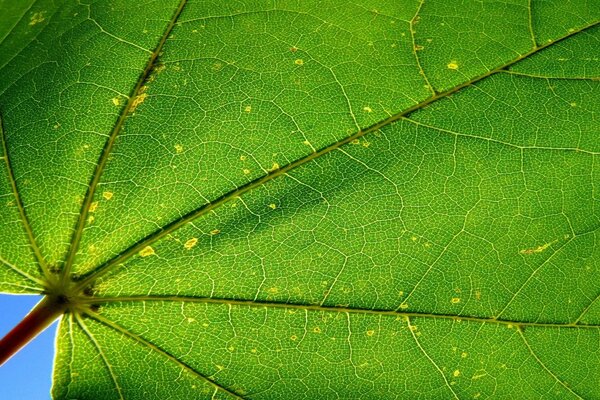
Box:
0;113;52;283
87;310;247;400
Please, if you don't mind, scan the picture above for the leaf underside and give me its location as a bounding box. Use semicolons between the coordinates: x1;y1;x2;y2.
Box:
0;0;599;399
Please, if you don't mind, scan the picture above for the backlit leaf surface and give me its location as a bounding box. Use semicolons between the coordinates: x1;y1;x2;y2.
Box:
0;0;599;398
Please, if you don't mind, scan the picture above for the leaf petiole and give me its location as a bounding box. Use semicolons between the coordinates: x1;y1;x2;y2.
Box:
0;295;66;366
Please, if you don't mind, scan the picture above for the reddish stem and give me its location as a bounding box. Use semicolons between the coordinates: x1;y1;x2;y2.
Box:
0;295;66;365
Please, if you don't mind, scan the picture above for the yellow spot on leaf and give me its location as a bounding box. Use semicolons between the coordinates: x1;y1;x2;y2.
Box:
184;238;198;250
244;105;252;113
102;191;113;201
268;162;280;172
29;12;45;26
453;369;461;377
351;139;360;145
240;155;247;161
112;97;121;106
130;93;148;112
174;144;184;153
89;201;99;213
399;303;409;310
447;61;459;70
461;352;468;358
210;229;220;235
290;335;298;341
268;203;277;209
243;168;251;175
366;330;375;336
451;297;461;304
313;327;322;333
363;106;373;113
267;287;279;295
295;59;304;65
414;44;424;51
139;246;155;257
87;216;95;224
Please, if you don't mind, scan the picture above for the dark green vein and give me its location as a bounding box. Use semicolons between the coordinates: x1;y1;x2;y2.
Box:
0;113;51;284
78;295;600;330
74;19;600;292
60;0;189;285
86;310;247;400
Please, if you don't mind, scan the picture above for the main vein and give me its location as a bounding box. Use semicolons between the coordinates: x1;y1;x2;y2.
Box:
79;295;600;330
60;0;189;285
74;20;599;291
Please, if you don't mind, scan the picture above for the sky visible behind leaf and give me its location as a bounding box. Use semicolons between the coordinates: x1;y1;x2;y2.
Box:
0;0;599;399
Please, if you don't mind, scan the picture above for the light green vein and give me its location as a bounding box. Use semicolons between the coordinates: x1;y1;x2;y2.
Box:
86;310;247;400
75;313;125;400
517;328;584;399
406;316;460;400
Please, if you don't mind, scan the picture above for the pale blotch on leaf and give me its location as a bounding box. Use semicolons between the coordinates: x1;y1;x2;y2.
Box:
239;155;247;161
174;144;184;154
294;59;304;66
29;12;45;26
268;203;277;210
290;335;298;341
89;201;99;212
453;369;461;377
244;105;252;113
414;44;424;51
267;162;280;172
139;246;155;257
351;139;360;145
184;237;198;250
363;106;373;113
313;326;322;334
243;168;251;175
451;297;461;304
366;330;375;337
519;239;558;255
461;352;468;358
112;97;121;106
267;287;279;295
399;303;409;310
447;61;459;70
210;229;220;236
102;191;113;201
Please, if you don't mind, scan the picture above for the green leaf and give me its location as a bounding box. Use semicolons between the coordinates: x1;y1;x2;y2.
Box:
1;0;599;398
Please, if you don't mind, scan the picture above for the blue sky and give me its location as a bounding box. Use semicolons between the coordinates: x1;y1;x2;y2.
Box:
0;294;56;399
